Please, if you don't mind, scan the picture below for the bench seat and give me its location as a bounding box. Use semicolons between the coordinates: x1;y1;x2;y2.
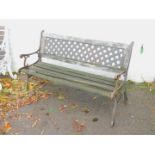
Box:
42;57;123;79
22;61;118;97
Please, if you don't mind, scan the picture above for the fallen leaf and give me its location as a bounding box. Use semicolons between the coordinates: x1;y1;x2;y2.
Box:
32;120;39;128
92;117;98;122
152;108;155;113
28;82;37;90
68;102;78;109
57;94;65;100
4;81;12;88
81;107;90;114
5;122;12;131
93;96;97;100
45;112;50;116
0;121;12;134
59;105;68;112
0;76;51;130
72;119;86;133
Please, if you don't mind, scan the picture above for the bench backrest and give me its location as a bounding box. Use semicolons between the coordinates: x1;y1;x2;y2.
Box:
40;31;134;71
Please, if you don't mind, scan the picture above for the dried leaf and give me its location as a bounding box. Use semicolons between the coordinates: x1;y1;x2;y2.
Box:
59;104;68;112
45;112;50;116
92;117;98;122
0;76;50;129
28;82;37;90
68;102;78;109
72;119;86;133
0;122;12;134
93;96;97;100
32;120;38;128
57;94;65;100
81;107;90;114
5;122;12;130
152;108;155;113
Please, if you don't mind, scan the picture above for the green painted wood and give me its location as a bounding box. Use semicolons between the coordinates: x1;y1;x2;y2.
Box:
33;62;115;87
35;62;116;83
23;69;111;97
30;66;114;91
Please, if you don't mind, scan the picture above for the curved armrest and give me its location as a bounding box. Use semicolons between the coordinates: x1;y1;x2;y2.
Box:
20;50;40;67
20;50;39;58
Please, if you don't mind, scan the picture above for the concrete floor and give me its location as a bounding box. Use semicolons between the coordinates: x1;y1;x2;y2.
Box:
5;82;155;135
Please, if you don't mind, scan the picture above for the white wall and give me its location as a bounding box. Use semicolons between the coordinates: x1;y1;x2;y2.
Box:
0;19;155;82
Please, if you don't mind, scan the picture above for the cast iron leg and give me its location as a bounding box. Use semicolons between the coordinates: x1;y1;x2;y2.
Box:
123;90;128;105
111;98;118;127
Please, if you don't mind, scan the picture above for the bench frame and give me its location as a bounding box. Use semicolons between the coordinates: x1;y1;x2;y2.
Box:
19;30;134;127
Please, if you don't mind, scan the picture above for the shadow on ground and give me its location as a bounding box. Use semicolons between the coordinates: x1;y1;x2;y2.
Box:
6;82;155;135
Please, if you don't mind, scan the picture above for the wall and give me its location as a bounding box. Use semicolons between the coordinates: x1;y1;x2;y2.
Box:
0;19;155;82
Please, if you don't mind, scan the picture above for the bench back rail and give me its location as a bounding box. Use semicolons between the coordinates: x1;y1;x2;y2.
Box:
39;31;133;73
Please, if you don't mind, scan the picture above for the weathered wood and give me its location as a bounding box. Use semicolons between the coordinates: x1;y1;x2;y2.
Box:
43;32;129;49
33;62;116;87
24;69;111;97
35;62;116;83
41;54;125;72
29;66;114;91
41;33;131;70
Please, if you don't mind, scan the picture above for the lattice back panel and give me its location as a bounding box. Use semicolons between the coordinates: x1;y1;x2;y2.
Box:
41;36;128;69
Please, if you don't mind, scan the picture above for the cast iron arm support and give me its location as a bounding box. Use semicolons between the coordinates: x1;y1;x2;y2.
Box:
20;50;40;67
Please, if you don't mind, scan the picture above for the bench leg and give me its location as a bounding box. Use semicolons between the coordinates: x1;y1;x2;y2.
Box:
123;89;128;105
110;98;118;127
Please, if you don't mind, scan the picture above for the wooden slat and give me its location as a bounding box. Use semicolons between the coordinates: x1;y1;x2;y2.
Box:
30;66;114;91
41;54;125;72
34;62;115;87
24;69;111;97
35;62;116;83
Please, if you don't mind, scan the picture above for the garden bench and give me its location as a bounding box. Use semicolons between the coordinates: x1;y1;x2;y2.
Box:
19;30;134;127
